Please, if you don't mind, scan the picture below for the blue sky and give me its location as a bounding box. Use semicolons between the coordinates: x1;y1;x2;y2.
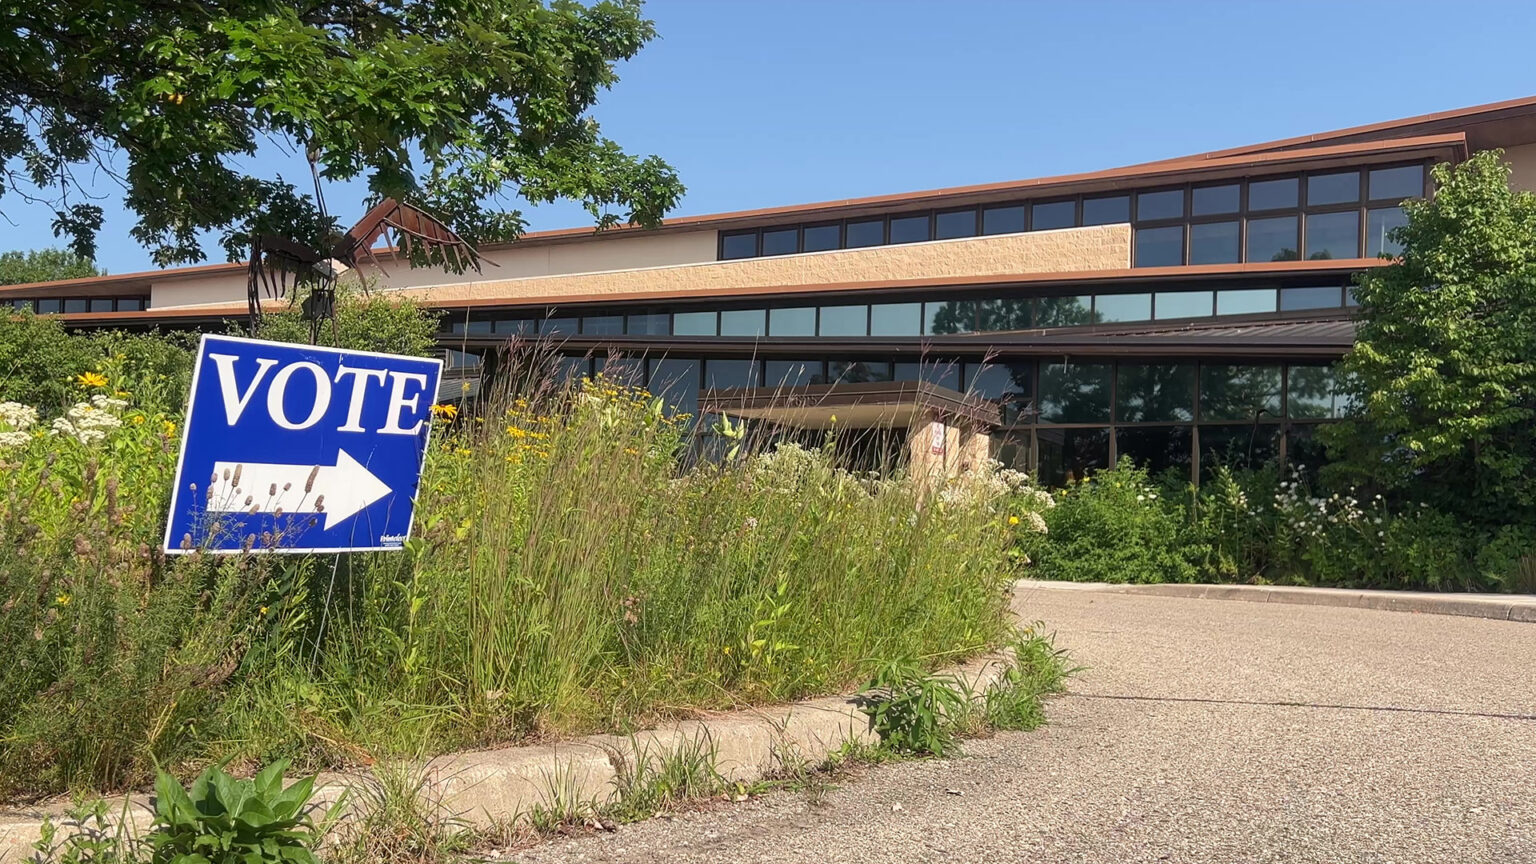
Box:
10;0;1536;274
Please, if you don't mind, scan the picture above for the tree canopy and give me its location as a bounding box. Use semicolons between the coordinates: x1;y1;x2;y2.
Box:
0;248;103;285
0;0;684;266
1322;151;1536;527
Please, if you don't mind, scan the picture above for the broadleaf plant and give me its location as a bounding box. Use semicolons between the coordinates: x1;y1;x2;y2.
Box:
146;760;331;864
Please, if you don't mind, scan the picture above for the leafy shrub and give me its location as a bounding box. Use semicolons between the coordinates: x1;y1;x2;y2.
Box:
147;760;328;864
1025;459;1196;584
253;287;441;357
858;661;968;757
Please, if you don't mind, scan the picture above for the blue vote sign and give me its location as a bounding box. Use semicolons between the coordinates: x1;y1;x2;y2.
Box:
163;334;443;555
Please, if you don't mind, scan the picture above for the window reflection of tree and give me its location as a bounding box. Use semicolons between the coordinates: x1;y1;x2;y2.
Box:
1035;296;1098;328
1287;365;1334;419
967;361;1036;424
1116;364;1195;422
1039;362;1111;423
977;298;1033;332
927;300;976;335
1199;364;1282;421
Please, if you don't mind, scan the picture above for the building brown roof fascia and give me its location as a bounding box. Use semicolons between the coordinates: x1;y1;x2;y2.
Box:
2;129;1464;299
1126;94;1536;168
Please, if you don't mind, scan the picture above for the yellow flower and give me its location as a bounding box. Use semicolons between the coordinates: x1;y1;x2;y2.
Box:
114;390;129;397
722;646;731;656
162;420;176;437
1008;515;1021;526
258;606;269;616
131;414;146;425
431;403;459;420
829;414;838;424
55;593;70;606
76;372;107;389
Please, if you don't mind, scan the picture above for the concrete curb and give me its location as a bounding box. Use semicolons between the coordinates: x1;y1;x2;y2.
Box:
1015;579;1536;623
0;651;1017;860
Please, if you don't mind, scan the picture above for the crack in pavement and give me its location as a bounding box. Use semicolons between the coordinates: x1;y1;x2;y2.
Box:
1063;690;1536;722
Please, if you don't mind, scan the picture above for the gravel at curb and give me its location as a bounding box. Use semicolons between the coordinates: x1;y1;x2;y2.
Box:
1015;578;1536;623
0;650;1016;860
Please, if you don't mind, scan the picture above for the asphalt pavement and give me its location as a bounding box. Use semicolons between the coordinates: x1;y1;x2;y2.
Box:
509;585;1536;863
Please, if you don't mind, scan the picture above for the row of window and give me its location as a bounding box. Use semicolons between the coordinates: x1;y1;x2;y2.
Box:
6;296;148;314
718;164;1426;268
540;355;1352;427
444;283;1354;340
998;423;1322;486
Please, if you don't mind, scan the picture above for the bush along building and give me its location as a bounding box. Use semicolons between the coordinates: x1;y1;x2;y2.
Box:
10;95;1536;484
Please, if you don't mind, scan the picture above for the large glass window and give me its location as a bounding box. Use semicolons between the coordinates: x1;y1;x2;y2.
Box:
845;219;884;248
964;361;1035;424
720;308;766;337
1369;165;1424;200
1192;183;1240;216
1036;428;1111;485
1154;290;1214;319
1137;189;1184;221
35;298;61;314
1117;426;1193;479
1035;295;1095;328
829;360;892;383
1279;285;1342;311
1304;211;1360;260
1247;215;1299;262
494;318;534;335
1031;200;1076;230
89;298;113;313
64;298;89;314
648;358;700;417
721;231;757;259
889;214;930;244
818;304;868;336
976;298;1032;331
924;300;976;335
1199;364;1282;421
1306;171;1360;206
982;205;1026;235
1199;424;1280;478
1038;362;1111;423
761;227;799;256
539;317;576;336
870;302;922;336
769;306;816;336
802;223;841;252
764;359;821;388
704;358;759;389
1082;195;1130;225
1095;293;1152;323
1248;177;1298;211
1287;365;1334;419
1135;226;1184;267
581;315;624;335
894;360;961;391
1367;207;1408;257
672;311;717;336
627;313;670;335
1189;221;1240;265
1216;288;1276;316
935;209;978;239
1116;364;1195;422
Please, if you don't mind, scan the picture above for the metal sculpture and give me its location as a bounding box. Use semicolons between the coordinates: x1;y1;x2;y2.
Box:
246;197;481;343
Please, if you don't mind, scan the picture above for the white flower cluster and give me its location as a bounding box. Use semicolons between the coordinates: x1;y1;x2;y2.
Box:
0;401;38;449
1273;468;1385;540
50;395;127;445
1020;510;1049;534
937;459;1053;513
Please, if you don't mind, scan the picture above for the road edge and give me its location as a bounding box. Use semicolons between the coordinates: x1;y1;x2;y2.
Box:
1015;579;1536;623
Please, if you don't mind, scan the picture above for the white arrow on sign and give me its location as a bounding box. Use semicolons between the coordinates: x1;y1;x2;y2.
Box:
204;449;393;531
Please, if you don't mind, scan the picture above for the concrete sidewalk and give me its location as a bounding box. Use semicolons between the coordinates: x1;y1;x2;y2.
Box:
1015;578;1536;623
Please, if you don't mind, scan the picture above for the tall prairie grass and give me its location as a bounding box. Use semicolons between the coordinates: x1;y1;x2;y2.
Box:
0;351;1021;800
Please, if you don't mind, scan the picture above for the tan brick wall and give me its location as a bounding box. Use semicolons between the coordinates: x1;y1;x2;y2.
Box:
401;224;1130;306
